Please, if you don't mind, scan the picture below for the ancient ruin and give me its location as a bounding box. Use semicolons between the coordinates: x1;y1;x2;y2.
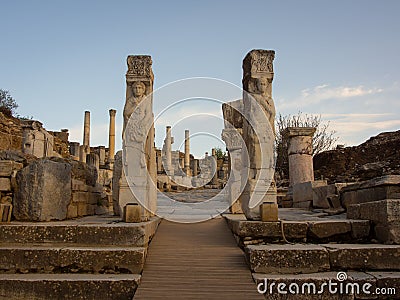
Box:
0;49;399;299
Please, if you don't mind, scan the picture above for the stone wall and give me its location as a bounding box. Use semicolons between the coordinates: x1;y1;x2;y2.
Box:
0;113;22;151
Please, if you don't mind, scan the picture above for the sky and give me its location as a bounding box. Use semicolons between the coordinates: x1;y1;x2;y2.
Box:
1;0;399;158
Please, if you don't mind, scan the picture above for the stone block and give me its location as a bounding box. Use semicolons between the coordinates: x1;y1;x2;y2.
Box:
246;244;330;274
124;204;141;223
313;183;348;209
324;244;400;270
67;204;78;219
308;220;351;239
0;178;11;191
72;179;88;192
293;180;327;208
341;175;400;209
351;220;371;240
260;202;278;222
72;191;89;203
0;160;23;177
14;159;72;221
0;203;12;222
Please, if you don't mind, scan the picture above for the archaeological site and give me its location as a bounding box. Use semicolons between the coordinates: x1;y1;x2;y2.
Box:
0;49;399;300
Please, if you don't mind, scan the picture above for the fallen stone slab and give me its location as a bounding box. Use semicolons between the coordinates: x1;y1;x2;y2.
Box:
246;244;330;274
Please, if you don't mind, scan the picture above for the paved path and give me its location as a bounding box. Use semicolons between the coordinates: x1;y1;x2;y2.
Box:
134;218;264;299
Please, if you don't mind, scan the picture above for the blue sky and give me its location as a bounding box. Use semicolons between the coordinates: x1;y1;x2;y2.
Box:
1;0;399;157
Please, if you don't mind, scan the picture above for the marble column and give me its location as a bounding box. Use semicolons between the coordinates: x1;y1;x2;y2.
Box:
108;109;116;163
285;127;316;187
83;111;90;147
211;148;218;185
163;126;173;174
184;130;191;176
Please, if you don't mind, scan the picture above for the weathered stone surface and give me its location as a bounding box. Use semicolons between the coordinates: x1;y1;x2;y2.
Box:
260;202;278;222
324;244;400;270
0;203;12;222
308;220;351;239
293;180;327;208
0;177;11;191
246;244;330;274
351;220;371;240
341;175;400;208
0;274;140;300
0;245;146;274
347;199;400;244
225;214;308;241
0;216;160;247
124;204;141;223
0;160;23;177
14;159;72;221
313;183;348;209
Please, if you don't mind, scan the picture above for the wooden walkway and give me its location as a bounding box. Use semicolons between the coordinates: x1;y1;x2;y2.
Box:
134;217;264;299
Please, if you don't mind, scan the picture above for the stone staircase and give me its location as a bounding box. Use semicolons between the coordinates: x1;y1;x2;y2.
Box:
0;215;160;300
225;210;400;299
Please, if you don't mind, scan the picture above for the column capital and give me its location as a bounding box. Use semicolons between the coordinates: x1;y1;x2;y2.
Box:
284;127;316;138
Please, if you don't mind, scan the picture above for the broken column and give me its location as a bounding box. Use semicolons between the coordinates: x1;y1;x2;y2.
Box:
184;130;191;176
285;127;320;208
286;127;316;187
119;55;157;222
108;109;116;164
80;111;91;162
241;49;277;221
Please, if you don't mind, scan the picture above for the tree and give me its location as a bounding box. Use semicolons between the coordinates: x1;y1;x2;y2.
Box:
275;112;338;180
214;147;226;160
0;89;18;118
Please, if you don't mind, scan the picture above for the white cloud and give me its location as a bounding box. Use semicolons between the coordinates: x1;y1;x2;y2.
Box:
278;84;383;109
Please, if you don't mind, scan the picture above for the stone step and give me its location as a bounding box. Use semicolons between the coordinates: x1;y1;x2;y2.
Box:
246;244;400;274
0;216;160;247
0;273;141;300
225;214;371;245
253;272;400;300
0;244;146;274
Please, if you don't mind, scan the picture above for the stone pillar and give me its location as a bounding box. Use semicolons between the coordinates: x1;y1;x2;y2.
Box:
184;130;191;176
222;128;243;214
98;146;106;166
83;111;90;147
163;126;173;174
285;127;316;187
119;55;156;222
79;145;87;163
193;159;198;176
108;109;116;163
241;49;277;221
211;148;218;185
